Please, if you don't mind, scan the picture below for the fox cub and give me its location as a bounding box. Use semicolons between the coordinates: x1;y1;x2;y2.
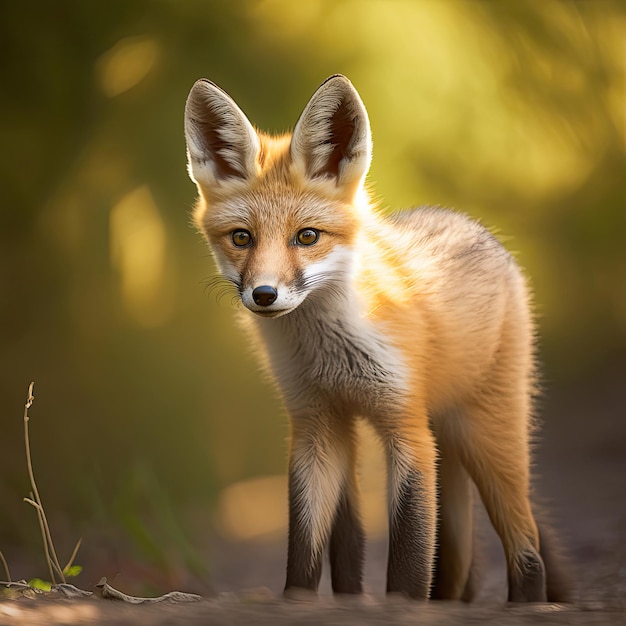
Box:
184;75;568;602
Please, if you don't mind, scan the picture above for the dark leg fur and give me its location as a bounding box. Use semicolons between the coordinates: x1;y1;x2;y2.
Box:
387;468;435;599
508;546;547;602
507;508;573;602
284;470;323;592
329;488;365;594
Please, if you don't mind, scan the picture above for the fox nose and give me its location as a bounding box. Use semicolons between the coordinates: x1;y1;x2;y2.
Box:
252;285;278;307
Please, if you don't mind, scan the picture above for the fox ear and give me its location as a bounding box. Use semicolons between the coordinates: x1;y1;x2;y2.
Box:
184;79;260;189
291;75;372;197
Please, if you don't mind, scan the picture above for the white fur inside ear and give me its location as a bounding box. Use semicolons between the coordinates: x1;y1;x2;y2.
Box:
185;80;260;187
291;75;372;192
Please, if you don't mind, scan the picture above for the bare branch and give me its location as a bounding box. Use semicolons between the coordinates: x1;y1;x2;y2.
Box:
23;383;66;584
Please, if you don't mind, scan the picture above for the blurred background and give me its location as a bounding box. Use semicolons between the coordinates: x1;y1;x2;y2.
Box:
0;0;624;597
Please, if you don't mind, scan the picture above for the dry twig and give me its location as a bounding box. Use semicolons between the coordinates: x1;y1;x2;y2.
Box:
96;577;203;604
22;382;66;584
0;581;33;591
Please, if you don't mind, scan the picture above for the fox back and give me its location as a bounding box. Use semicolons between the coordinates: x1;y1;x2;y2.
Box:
184;75;570;602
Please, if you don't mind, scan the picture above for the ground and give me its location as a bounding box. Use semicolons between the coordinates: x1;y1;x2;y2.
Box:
1;365;625;625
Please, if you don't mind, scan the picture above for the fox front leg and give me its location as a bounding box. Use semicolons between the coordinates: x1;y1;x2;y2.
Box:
384;431;438;599
285;466;325;592
284;414;354;594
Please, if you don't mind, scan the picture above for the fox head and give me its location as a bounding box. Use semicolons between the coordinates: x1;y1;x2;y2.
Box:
184;75;372;318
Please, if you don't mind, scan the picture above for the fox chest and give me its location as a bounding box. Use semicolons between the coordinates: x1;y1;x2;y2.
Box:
262;316;406;414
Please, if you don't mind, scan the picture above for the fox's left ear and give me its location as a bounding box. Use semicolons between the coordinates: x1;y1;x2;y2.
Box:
291;75;372;199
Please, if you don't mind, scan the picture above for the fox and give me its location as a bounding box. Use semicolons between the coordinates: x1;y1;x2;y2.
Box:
184;74;570;602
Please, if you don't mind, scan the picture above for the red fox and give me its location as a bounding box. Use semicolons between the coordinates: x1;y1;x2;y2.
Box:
184;75;569;602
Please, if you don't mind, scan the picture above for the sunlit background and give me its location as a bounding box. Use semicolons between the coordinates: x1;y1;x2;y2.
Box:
1;0;624;595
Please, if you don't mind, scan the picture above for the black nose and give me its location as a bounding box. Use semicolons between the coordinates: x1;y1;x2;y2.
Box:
252;285;278;306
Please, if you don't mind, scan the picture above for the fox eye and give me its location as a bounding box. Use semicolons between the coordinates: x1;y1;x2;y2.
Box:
296;228;319;246
232;229;252;248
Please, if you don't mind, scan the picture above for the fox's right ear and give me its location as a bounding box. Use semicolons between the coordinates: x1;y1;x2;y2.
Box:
184;80;260;190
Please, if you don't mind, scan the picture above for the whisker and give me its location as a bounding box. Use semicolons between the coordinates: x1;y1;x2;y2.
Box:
200;275;241;304
301;271;346;291
299;271;348;304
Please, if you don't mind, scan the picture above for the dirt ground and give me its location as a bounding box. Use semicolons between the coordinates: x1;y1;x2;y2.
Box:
1;365;625;625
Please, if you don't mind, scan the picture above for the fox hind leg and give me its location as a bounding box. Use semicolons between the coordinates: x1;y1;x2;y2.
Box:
430;440;474;600
457;394;547;602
